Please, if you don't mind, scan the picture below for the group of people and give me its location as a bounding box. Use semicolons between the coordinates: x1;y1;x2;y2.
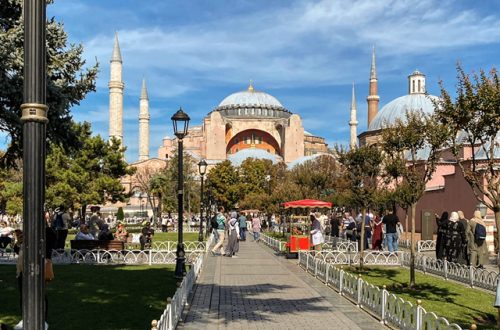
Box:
435;210;489;267
209;207;262;257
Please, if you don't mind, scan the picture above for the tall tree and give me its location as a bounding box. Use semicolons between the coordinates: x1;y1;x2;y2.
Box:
206;160;240;211
0;0;98;168
337;145;384;270
435;66;500;268
381;111;449;286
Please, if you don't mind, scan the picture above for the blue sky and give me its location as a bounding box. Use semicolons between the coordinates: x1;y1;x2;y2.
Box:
43;0;500;162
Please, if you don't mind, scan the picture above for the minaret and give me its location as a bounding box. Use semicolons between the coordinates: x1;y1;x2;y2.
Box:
138;78;150;161
366;46;380;128
349;83;358;149
109;33;124;146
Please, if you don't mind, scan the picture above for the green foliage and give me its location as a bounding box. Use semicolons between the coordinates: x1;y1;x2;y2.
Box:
0;162;22;214
0;0;98;168
116;207;124;220
206;160;240;210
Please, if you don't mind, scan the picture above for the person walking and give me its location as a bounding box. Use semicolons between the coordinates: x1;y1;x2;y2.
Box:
371;211;384;250
211;207;226;256
238;213;248;241
457;210;469;265
329;213;341;246
444;211;467;263
435;211;449;260
310;213;324;251
467;210;489;268
382;209;399;252
251;214;261;242
225;212;240;257
52;207;71;250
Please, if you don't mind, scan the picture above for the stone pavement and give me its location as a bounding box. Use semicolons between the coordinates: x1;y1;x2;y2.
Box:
178;239;386;330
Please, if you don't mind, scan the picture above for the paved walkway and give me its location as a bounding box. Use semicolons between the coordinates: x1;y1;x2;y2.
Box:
179;239;386;330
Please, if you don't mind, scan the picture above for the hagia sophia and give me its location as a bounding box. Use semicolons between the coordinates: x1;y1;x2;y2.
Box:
104;34;496;252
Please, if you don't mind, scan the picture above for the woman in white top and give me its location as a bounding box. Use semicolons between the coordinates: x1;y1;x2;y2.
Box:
310;213;324;251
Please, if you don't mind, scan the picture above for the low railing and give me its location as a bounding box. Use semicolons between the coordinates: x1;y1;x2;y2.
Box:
323;237;359;252
313;250;402;266
398;239;436;252
298;252;464;330
260;234;286;252
151;241;206;251
152;253;205;330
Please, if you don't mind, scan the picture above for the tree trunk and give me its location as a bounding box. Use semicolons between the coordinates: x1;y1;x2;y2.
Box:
410;202;417;287
81;204;87;223
359;207;366;271
405;209;409;240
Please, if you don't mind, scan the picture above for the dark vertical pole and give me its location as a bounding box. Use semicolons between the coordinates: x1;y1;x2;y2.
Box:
174;140;186;278
198;175;204;242
22;0;48;328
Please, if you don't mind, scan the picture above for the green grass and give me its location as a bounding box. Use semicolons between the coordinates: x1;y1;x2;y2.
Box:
0;264;178;329
348;266;497;329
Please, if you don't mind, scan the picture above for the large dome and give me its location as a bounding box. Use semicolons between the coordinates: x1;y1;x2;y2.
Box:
214;84;291;119
368;94;439;131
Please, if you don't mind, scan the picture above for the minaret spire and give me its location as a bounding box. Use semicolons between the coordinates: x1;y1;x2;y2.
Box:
109;32;125;148
366;46;380;129
138;78;150;161
349;82;358;149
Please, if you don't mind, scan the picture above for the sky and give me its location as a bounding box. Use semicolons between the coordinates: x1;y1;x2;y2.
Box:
41;0;500;163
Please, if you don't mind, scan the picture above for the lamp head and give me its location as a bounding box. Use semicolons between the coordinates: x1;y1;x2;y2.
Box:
198;159;208;176
171;108;190;139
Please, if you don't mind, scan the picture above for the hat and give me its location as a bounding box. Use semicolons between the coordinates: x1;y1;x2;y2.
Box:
230;211;237;219
449;211;459;221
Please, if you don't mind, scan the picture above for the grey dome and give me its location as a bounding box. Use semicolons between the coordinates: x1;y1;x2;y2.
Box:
368;94;439;131
219;90;283;108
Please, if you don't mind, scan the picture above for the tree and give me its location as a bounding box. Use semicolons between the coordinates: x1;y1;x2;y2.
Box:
133;164;167;224
116;207;124;221
435;66;500;270
381;111;449;286
337;145;384;270
45;122;133;217
206;160;240;211
0;160;23;215
0;0;98;168
288;155;338;201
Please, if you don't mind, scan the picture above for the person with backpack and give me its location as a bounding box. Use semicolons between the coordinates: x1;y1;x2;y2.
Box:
211;206;226;256
467;210;489;268
52;207;70;250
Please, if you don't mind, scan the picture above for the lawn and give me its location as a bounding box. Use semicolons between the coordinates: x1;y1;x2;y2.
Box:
348;266;497;329
0;264;178;329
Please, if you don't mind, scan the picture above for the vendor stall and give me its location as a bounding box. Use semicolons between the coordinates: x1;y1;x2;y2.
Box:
282;199;332;258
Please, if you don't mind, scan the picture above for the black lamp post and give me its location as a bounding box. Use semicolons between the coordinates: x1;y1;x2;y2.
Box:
22;0;48;328
198;159;207;242
172;108;190;278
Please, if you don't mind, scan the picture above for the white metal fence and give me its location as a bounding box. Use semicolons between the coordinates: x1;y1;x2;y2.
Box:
260;234;359;253
152;253;205;330
398;239;436;252
298;252;464;330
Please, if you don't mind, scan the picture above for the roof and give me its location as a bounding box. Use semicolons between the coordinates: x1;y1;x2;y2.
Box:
287;153;334;168
219;87;283;108
283;199;332;209
227;148;281;166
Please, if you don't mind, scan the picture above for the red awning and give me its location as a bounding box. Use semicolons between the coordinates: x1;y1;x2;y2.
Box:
282;199;332;209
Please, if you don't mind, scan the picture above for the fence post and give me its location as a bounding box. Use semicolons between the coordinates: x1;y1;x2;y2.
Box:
306;253;310;272
339;266;344;295
149;249;153;266
469;265;474;288
444;260;448;280
380;285;387;324
416;299;422;330
357;274;362;307
167;297;173;330
325;263;330;285
314;258;318;277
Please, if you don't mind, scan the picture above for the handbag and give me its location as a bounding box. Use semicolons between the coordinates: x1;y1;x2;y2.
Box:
45;259;55;282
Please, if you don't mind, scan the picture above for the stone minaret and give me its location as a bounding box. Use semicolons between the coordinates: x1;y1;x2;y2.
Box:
109;33;124;146
138;78;150;161
349;83;358;149
366;47;379;129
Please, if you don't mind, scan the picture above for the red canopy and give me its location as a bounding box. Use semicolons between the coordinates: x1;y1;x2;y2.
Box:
282;199;332;209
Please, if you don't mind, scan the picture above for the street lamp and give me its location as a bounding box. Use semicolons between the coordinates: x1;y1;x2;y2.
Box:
21;0;48;327
477;202;488;218
198;159;207;242
172;108;190;278
138;193;144;218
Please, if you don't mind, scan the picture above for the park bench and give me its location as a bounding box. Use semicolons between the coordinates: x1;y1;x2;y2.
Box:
70;240;125;251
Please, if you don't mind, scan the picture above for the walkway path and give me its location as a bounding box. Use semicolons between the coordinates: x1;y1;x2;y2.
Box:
179;239;386;330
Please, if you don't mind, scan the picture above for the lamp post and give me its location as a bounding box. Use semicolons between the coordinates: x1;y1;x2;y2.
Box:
172;108;190;278
138;193;144;219
198;159;207;242
22;0;48;328
477;202;488;218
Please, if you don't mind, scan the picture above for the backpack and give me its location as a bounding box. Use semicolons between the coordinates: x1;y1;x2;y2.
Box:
210;216;218;230
474;223;487;244
54;213;64;229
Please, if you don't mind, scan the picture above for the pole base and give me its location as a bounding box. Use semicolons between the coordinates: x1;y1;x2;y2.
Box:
174;243;186;278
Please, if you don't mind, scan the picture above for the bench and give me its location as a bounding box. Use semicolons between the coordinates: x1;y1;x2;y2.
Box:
70;240;125;251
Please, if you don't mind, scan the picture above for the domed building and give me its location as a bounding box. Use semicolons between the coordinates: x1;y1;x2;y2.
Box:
158;83;328;165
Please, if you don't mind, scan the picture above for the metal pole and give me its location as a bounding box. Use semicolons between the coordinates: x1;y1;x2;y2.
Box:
198;175;204;242
174;140;186;278
22;0;47;328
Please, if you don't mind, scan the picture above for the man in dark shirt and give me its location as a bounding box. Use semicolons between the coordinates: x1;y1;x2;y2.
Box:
382;210;400;252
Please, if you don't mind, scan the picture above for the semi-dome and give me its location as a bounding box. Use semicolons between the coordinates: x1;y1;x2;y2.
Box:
214;83;292;119
368;70;439;131
227;148;282;166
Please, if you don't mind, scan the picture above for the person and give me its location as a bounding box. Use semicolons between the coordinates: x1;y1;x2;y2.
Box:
342;212;354;239
435;211;449;260
211;206;226;256
225;212;240;257
382;209;400;252
310;213;324;251
98;224;114;241
238;213;248;241
88;207;102;238
363;212;372;249
345;216;357;242
467;210;489;268
115;222;129;242
161;216;168;232
457;211;469;265
0;221;14;249
371;211;384;250
140;221;154;250
52;207;71;250
75;224;95;240
252;213;261;242
444;211;466;263
329;213;341;246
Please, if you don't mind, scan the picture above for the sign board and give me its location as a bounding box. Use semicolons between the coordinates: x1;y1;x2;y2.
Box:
421;209;434;240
